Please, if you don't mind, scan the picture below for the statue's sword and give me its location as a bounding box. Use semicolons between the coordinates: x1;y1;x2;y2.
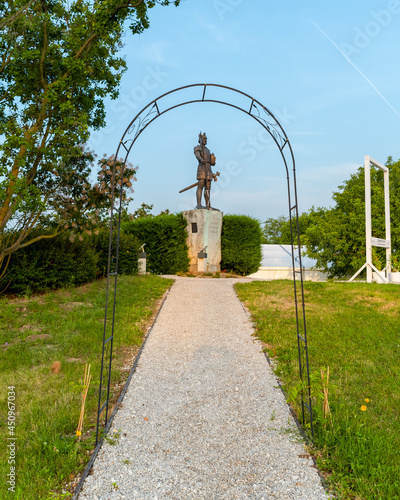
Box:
179;182;198;194
179;171;220;193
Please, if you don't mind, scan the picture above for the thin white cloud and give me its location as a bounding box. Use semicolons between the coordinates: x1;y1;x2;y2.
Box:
302;162;360;181
193;12;246;52
129;41;175;66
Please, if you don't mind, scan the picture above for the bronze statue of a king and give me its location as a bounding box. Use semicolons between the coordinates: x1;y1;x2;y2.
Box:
194;132;217;210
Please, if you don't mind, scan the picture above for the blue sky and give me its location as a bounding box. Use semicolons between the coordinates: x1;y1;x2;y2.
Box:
87;0;400;221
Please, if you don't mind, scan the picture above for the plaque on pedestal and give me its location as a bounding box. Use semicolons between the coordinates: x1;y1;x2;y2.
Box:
182;209;223;273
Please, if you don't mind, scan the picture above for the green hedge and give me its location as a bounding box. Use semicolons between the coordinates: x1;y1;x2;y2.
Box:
3;213;261;294
221;215;262;275
2;229;141;295
123;214;189;274
91;230;140;277
4;234;98;294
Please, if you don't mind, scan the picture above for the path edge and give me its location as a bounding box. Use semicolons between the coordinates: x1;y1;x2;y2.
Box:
72;283;173;499
234;285;333;498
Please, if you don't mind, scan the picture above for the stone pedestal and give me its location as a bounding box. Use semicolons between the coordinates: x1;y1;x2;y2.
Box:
182;209;223;273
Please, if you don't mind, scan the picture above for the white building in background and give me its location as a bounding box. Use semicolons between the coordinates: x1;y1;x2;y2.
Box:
248;244;328;282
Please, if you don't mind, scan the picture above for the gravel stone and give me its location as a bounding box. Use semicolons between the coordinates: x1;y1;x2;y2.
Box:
78;277;330;499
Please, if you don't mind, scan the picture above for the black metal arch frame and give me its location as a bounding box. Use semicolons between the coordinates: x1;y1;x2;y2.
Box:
96;83;314;444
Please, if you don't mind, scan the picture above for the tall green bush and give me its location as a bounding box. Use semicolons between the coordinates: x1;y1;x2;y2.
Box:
221;215;262;275
124;214;189;274
4;233;97;294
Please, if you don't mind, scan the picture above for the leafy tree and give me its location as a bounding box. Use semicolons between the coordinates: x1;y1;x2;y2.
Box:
65;154;137;240
262;157;400;277
0;0;180;275
304;157;400;278
0;150;136;279
262;216;289;244
131;202;155;220
262;212;315;245
119;203;171;223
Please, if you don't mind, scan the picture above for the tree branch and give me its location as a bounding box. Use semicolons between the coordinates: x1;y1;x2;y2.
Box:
0;254;12;281
0;52;12;74
25;118;52;186
39;15;48;90
0;114;46;232
0;191;54;258
74;0;147;60
75;33;98;60
49;0;146;88
0;0;37;30
2;222;66;258
111;0;145;17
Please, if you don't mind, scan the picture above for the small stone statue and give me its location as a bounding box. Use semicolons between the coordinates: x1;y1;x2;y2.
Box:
193;132;217;209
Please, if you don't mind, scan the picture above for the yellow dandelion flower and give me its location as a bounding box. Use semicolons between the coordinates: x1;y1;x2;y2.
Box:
365;398;370;403
76;430;81;436
361;405;367;412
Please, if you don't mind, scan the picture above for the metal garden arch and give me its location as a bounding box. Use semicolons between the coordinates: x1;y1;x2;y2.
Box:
96;83;314;443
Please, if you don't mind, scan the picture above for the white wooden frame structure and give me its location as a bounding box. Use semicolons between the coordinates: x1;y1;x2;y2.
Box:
349;155;391;283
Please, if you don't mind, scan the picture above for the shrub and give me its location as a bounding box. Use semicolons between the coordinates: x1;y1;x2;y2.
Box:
91;230;140;277
4;233;97;294
123;214;189;274
221;215;262;275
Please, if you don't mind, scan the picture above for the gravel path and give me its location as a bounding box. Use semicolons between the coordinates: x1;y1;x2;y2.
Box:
79;277;329;500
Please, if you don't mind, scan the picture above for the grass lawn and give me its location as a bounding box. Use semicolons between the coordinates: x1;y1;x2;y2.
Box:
0;274;172;500
235;280;400;500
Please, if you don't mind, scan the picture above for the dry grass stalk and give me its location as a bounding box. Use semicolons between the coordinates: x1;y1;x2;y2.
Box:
76;363;91;440
321;366;333;429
